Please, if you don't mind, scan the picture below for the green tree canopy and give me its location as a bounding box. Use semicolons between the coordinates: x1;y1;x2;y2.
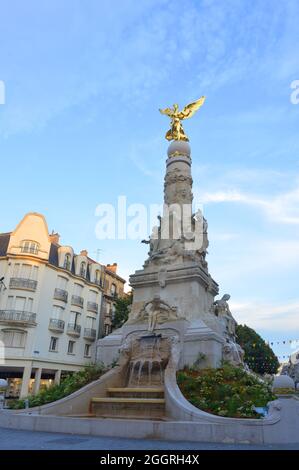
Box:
236;324;279;375
112;292;133;330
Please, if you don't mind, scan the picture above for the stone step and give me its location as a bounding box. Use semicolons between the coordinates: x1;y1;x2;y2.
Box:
90;396;166;419
107;387;164;394
93;414;168;421
91;397;165;404
107;387;164;398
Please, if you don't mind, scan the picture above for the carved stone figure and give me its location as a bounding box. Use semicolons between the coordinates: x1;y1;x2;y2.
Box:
129;295;180;332
223;340;244;366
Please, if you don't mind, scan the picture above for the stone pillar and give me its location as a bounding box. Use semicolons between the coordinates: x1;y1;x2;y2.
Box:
164;141;193;207
20;365;32;398
162;141;193;242
54;369;61;385
32;368;42;395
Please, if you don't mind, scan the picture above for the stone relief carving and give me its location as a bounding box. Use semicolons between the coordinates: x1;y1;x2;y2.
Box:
127;295;180;332
142;212;209;270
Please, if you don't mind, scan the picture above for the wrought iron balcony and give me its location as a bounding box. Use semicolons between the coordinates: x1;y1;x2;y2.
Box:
48;318;65;332
83;328;96;341
71;295;84;308
0;310;37;326
87;301;98;313
53;288;68;303
9;277;37;291
67;323;81;337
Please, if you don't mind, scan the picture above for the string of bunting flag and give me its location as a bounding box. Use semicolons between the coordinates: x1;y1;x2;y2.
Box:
266;339;299;346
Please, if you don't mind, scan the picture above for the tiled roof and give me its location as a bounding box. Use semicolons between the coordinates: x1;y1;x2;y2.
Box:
0;233;10;256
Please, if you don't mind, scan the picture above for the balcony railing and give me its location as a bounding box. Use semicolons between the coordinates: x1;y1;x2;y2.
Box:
0;310;37;325
48;318;65;332
87;301;98;313
9;278;37;291
83;328;96;341
53;288;68;303
71;295;84;308
67;323;81;337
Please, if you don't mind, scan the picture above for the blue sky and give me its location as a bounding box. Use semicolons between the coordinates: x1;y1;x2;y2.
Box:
0;0;299;361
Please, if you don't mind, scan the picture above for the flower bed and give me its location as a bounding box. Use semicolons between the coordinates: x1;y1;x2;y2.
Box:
177;362;276;419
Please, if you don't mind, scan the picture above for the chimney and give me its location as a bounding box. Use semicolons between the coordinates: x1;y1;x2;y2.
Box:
49;231;60;244
80;250;88;257
106;263;117;273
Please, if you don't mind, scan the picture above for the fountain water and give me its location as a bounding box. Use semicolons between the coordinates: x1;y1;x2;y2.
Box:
127;334;170;387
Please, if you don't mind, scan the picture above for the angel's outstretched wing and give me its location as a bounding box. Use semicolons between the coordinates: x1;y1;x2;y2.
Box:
159;107;175;117
178;96;206;120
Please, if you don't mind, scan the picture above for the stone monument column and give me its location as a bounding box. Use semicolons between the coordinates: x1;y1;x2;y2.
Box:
97;97;242;370
164;141;193;207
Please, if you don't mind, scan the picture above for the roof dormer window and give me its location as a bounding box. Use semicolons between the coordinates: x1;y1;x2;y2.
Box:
21;240;39;255
63;254;71;271
80;261;86;278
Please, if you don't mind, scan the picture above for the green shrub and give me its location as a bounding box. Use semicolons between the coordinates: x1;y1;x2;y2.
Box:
177;362;276;419
9;363;110;410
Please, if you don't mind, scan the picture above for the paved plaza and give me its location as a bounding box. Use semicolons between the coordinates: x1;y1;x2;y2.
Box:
0;427;298;450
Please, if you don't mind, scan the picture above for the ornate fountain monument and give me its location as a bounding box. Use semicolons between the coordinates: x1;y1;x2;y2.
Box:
3;99;298;442
97;97;243;376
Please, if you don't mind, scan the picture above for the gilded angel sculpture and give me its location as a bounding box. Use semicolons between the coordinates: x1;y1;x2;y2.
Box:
159;96;206;141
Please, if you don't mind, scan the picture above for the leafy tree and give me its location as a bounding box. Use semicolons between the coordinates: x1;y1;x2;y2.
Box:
112;292;133;329
236;324;279;374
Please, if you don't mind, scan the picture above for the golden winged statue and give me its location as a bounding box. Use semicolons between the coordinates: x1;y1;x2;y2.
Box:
159;96;206;142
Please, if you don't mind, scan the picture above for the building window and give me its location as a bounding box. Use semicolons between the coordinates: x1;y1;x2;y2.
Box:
27;298;33;312
52;305;64;319
57;275;68;290
86;316;96;329
110;283;117;297
95;269;104;286
70;311;81;326
95;270;100;284
6;296;14;309
21;240;39;255
74;283;83;296
63;254;72;271
15;296;26;311
13;263;39;280
0;329;27;348
89;290;97;303
80;262;86;278
67;340;75;355
49;337;58;352
104;324;111;336
84;344;91;358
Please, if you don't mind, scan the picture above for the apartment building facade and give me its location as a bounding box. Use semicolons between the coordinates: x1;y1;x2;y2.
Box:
99;263;126;337
0;213;106;398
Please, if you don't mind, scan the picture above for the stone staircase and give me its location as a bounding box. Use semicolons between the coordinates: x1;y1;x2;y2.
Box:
90;386;166;420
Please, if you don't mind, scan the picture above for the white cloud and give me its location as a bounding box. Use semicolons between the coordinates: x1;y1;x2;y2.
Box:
200;184;299;224
230;299;299;332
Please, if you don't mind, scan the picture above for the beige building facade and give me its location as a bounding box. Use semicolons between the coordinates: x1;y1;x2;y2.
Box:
99;263;126;337
0;213;106;399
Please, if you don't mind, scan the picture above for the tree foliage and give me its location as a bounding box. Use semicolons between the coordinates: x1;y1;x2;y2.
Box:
112;292;133;329
236;324;279;374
